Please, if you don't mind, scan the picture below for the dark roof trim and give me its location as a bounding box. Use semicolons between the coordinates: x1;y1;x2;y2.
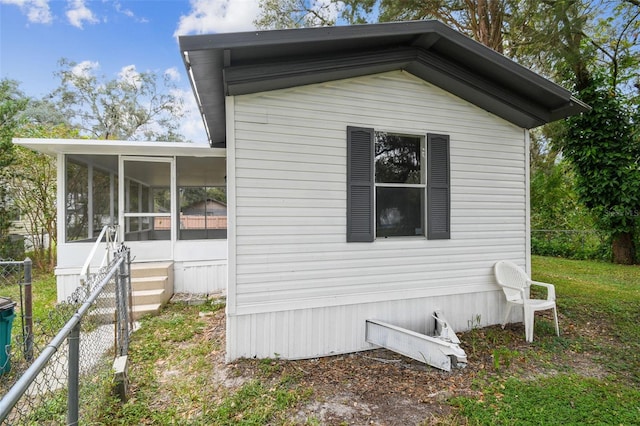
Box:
223;47;417;96
179;21;589;147
180;20;446;51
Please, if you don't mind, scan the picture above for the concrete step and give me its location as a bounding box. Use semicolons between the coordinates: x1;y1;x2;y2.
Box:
131;262;173;279
88;261;173;324
96;288;166;305
132;289;165;306
89;302;163;323
132;303;162;320
132;276;168;292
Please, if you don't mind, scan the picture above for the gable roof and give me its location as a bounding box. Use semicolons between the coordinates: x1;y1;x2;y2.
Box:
179;20;589;147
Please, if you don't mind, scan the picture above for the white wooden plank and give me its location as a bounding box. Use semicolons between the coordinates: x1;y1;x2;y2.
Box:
236;187;344;200
236;178;345;191
235;138;345;156
236;168;344;182
235;158;345;174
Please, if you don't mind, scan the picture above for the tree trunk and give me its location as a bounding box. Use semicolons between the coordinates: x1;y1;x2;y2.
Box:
472;0;505;53
612;232;636;265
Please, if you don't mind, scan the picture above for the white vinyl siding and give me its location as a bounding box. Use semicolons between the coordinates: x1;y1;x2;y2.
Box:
228;71;527;358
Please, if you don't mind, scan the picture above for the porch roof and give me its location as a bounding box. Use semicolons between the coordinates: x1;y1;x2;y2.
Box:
14;138;225;157
179;20;589;148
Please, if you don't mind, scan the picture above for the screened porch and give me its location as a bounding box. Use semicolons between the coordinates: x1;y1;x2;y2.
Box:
15;139;228;298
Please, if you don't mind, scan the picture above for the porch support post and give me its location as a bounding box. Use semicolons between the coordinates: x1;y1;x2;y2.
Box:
110;171;115;226
88;164;93;239
170;157;177;257
57;154;66;245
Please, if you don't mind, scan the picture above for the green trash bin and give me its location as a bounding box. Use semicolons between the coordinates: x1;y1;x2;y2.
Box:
0;297;16;374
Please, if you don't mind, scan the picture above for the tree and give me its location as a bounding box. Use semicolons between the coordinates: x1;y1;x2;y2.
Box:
378;0;508;52
255;0;341;28
50;59;185;141
256;0;511;52
0;79;28;259
256;0;557;55
9;122;79;271
562;74;639;264
549;1;640;264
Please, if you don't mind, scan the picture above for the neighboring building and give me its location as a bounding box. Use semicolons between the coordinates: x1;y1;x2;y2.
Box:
16;21;588;362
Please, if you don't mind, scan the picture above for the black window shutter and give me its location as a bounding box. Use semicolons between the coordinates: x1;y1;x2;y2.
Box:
347;126;374;242
427;133;451;239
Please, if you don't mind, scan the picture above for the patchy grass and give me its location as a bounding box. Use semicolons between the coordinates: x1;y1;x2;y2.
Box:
531;256;640;382
102;299;312;425
451;256;640;425
95;257;640;425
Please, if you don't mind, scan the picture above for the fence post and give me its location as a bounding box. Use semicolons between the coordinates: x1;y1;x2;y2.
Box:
23;258;33;362
117;256;126;356
67;321;80;426
126;248;132;347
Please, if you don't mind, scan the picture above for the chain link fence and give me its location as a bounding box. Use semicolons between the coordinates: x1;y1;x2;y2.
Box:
0;259;32;373
0;246;133;425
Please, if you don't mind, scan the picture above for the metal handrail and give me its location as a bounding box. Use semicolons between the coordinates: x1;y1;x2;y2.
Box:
79;225;119;284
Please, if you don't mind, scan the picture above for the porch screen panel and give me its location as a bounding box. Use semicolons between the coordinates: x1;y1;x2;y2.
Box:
123;160;171;241
176;157;227;240
92;168;113;238
65;155;118;242
178;187;227;240
65;159;89;241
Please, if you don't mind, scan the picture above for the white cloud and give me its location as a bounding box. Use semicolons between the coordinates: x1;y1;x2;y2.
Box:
0;0;52;24
173;0;260;37
175;87;208;144
113;0;148;23
114;1;133;17
66;0;98;29
164;67;181;83
71;60;99;78
118;64;142;88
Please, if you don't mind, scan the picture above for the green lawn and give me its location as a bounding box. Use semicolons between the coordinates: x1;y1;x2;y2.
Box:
532;255;640;381
454;256;640;425
0;271;57;340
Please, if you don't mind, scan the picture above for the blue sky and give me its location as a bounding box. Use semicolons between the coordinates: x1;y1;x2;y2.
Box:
0;0;263;143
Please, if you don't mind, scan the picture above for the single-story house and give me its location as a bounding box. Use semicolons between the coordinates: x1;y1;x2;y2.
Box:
16;20;588;361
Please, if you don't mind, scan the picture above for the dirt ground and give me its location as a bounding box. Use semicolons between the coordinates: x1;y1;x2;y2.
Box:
197;304;606;426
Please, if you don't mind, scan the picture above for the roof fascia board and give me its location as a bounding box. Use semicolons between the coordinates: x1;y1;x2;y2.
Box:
223;47;417;96
428;23;571;100
412;50;551;126
182;51;214;146
178;21;441;51
14;138;226;157
548;96;592;122
180;21;570;102
410;32;441;50
223;46;552;128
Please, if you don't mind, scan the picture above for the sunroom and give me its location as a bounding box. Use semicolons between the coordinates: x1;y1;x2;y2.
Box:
15;138;227;302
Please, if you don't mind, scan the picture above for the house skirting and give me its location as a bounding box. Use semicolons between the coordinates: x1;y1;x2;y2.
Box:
225;289;518;361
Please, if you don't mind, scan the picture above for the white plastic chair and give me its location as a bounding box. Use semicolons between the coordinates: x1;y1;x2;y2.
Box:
494;260;560;342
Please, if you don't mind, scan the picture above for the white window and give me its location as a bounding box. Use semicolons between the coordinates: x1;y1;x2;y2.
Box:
374;132;425;237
